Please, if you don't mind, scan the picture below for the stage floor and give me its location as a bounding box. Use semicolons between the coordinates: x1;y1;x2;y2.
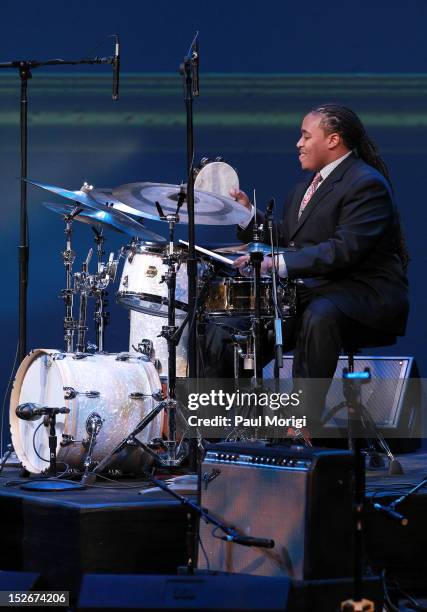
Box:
0;449;425;602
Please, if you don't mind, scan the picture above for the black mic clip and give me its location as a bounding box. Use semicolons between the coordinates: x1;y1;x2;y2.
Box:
264;198;275;221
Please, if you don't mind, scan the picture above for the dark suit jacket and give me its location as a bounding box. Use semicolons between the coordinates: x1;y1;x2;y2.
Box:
237;153;409;336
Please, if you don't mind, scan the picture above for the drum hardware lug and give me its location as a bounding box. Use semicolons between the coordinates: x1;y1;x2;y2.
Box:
86;341;98;353
129;392;150;400
145;265;158;278
132;338;154;358
64;386;77;400
63;386;100;399
122;275;129;288
52;352;66;361
152;390;164;402
85;391;100;398
153;359;162;373
126;240;138;264
60;434;75;447
116;352;131;361
73;352;89;360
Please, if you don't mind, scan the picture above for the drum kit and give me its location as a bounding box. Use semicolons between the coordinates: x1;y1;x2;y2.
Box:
9;159;296;481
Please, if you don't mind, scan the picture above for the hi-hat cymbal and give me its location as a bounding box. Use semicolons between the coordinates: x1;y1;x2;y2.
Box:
43;201;166;243
214;242;276;255
112;182;252;226
27;179;166;243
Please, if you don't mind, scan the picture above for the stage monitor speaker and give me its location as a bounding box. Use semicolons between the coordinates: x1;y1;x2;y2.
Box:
264;355;420;450
77;573;290;611
198;444;354;580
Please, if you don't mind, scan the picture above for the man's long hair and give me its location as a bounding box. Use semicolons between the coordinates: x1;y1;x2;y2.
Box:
311;104;409;271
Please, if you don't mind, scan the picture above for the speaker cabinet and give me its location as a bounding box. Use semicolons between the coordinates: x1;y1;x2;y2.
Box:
264;356;420;450
198;444;354;580
78;573;290;611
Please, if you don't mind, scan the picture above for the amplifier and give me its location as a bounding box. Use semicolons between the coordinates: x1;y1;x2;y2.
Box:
198;443;354;580
264;356;420;449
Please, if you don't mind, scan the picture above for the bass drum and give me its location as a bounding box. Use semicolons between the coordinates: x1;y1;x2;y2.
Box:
10;349;163;475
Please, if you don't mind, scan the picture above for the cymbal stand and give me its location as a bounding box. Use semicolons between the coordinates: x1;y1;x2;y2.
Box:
265;199;284;374
91;227;117;352
61;206;82;353
249;191;264;383
156;193;187;466
74;248;93;354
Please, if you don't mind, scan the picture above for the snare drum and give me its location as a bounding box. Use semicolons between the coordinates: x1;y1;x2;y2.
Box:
204;277;273;316
10;349;163;474
117;242;188;317
204;277;297;319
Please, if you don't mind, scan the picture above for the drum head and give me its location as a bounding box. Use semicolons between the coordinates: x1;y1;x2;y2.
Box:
194;161;239;197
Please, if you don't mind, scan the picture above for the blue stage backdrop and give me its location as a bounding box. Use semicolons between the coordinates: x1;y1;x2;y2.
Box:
1;1;426;447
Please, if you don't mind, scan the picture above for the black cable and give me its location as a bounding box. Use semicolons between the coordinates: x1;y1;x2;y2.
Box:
382;570;400;612
32;421;50;463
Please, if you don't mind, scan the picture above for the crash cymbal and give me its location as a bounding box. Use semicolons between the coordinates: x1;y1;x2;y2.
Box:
112;182;252;226
26;180;141;217
27;179;166;243
43;201;166;243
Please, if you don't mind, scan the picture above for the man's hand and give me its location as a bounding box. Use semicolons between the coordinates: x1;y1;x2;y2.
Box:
233;255;273;276
230;188;252;211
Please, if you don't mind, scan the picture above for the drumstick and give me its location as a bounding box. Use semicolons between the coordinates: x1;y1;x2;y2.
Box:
178;240;234;266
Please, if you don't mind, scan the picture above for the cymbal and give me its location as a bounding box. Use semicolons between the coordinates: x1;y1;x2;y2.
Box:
28;179;166;243
43;201;166;243
112;182;252;226
213;242;275;255
27;180;140;217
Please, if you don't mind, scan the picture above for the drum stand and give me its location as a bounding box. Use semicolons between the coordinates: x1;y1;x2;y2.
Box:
61;207;82;353
92;227;111;353
156;196;188;466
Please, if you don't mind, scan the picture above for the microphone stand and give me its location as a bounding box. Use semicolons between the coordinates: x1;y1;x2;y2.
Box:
265;200;284;375
249;192;264;383
19;407;85;492
180;32;199;472
0;50;118;366
142;470;275;575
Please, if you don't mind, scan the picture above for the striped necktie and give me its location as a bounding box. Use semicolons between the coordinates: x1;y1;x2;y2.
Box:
298;172;323;220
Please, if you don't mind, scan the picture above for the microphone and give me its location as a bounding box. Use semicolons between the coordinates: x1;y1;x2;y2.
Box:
16;403;70;422
264;198;275;219
373;502;408;526
219;533;275;549
112;35;120;101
